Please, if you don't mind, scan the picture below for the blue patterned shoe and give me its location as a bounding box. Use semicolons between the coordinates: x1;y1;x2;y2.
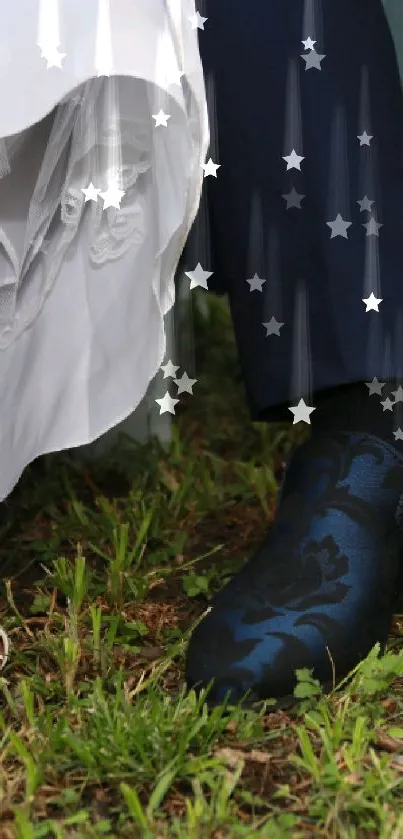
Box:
185;432;403;706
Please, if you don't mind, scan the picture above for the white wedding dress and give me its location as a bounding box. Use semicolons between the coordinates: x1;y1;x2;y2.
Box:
0;0;208;500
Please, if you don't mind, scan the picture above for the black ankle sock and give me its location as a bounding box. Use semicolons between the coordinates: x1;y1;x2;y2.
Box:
311;380;403;454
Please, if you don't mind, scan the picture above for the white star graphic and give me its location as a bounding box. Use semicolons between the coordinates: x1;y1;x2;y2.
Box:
262;317;284;336
246;273;266;292
326;214;352;238
174;372;197;394
202;158;221;178
160;359;180;378
152;110;171;127
380;397;394;412
81;183;101;203
302;36;316;50
39;45;66;69
358;131;373;146
190;12;208;30
282;149;305;171
365;377;385;396
155;392;179;415
289;398;316;424
362;293;383;312
99;185;125;210
394;427;403;441
184;263;213;291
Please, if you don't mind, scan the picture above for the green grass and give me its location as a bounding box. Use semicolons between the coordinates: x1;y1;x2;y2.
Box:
0;293;402;837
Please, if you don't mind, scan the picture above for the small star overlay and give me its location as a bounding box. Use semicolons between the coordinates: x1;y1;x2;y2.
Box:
263;317;284;337
190;12;208;30
326;214;352;239
302;36;317;51
357;195;375;213
365;379;403;444
357;131;373;146
152;110;171;127
362;293;383;312
156;362;198;415
202;159;221;177
246;274;266;292
282;187;305;209
282;149;305;171
289;398;316;424
184;264;213;291
300;50;326;71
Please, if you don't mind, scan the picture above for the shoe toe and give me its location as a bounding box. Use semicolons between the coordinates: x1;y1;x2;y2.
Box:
185;432;403;706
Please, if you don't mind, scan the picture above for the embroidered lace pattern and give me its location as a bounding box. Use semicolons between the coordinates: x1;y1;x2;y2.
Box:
0;77;154;349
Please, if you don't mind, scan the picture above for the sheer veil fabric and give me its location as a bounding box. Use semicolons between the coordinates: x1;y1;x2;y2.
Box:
0;0;208;500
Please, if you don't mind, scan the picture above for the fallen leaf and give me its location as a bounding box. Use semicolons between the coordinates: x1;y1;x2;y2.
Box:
375;729;403;753
214;746;271;767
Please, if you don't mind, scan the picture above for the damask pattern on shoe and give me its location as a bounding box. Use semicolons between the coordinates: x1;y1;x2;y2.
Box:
185;433;403;705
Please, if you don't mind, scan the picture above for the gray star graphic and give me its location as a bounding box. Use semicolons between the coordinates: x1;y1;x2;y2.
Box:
392;385;403;403
300;50;326;70
326;214;352;238
160;359;180;379
246;273;266;292
381;397;394;412
357;131;373;146
262;317;284;337
174;372;197;395
365;377;385;396
363;217;383;237
394;427;403;441
282;187;305;209
289;398;316;424
357;195;374;213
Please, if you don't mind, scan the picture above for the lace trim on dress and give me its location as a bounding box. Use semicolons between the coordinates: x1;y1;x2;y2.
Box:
0;0;206;351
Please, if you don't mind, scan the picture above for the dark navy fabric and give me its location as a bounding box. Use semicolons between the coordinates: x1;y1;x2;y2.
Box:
194;0;403;419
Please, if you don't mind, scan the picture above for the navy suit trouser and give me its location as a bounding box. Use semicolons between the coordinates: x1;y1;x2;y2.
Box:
192;0;403;421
